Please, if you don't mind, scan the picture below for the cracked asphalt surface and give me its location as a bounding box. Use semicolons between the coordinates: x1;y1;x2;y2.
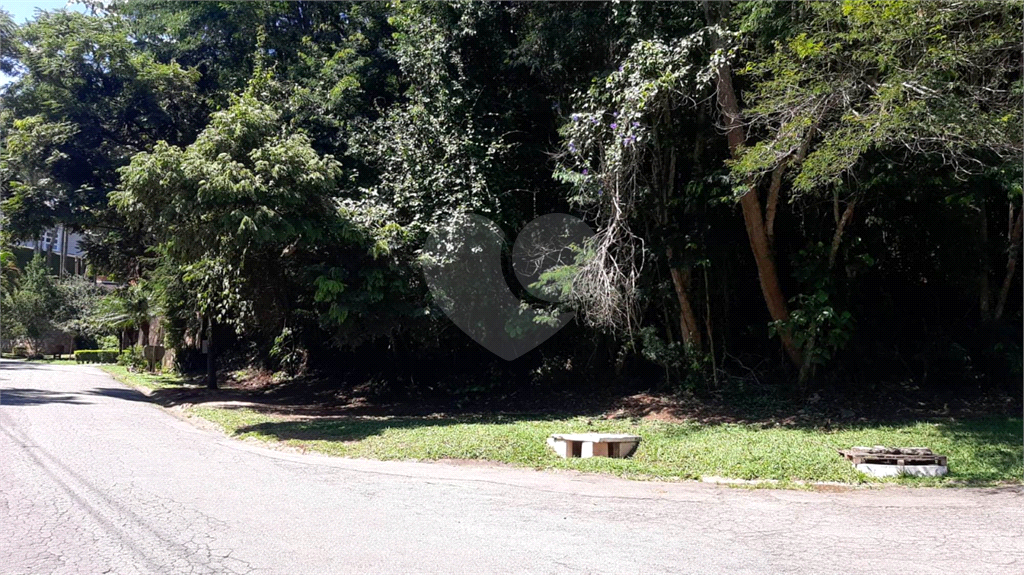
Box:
1;360;1022;574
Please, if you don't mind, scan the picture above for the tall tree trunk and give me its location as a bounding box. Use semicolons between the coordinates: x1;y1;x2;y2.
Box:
979;202;991;320
706;26;801;366
737;190;801;364
59;225;68;279
703;263;719;387
829;199;857;269
45;230;55;271
206;316;217;390
667;248;703;350
994;207;1023;320
658;117;705;351
765;160;787;248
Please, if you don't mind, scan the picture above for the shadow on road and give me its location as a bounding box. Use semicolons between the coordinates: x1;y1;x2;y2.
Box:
0;386;154;407
0;388;93;406
0;360;74;370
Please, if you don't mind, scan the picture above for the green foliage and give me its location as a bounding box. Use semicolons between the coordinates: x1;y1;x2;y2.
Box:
2;256;61;348
0;249;21;301
114;92;343;260
75;349;120;364
734;0;1023;193
0;9;16;75
56;275;106;339
112;89;345;338
0;9;200;273
349;2;514;241
637;326;713;390
552;18;726;331
117;346;148;371
557;31;714;205
268;327;306;375
99;335;119;349
0;1;1020;401
90;283;153;336
771;292;855;369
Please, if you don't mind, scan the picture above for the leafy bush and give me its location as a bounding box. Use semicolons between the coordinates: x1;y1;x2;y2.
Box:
638;326;713;391
99;335;119;349
269;327;307;375
4;256;61;350
74;349;119;363
117;346;148;371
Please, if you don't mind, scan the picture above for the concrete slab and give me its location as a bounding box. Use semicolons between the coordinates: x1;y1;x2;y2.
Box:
548;433;640;459
549;433;641;443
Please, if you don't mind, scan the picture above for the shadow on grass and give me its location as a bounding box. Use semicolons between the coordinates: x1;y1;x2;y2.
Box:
930;419;1024;483
232;416;468;443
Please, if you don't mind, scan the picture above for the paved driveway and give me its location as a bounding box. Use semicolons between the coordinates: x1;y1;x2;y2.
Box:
1;360;1021;574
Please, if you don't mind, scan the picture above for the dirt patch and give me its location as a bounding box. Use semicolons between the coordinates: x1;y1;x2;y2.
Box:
225;368;278;390
600;389;1022;427
807;483;861;493
603;393;783;425
133;363;1020;427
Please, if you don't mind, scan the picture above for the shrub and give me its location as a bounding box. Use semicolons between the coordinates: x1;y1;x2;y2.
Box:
74;349;119;363
117;346;148;371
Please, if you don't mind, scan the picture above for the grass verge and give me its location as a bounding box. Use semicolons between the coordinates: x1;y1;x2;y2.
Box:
97;364;189;391
188;407;1022;487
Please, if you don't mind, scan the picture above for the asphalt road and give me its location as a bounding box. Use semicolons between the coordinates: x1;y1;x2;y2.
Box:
1;360;1022;574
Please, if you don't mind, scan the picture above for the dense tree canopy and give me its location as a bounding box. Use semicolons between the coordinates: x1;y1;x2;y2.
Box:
1;0;1021;406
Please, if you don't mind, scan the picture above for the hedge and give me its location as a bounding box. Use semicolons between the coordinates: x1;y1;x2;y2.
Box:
74;349;120;364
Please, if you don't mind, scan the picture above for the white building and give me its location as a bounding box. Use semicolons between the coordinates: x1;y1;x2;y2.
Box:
15;225;89;277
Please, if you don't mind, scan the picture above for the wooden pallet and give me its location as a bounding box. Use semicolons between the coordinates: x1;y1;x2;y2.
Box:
838;447;947;467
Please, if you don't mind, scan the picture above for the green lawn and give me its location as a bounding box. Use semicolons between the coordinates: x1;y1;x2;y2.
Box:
189;406;1023;487
89;362;1022;487
97;364;190;391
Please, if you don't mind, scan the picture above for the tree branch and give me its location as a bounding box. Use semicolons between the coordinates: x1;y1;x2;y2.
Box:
829;198;857;269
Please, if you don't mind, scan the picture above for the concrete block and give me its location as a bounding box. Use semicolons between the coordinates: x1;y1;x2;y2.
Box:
855;463;948;477
548;433;640;459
